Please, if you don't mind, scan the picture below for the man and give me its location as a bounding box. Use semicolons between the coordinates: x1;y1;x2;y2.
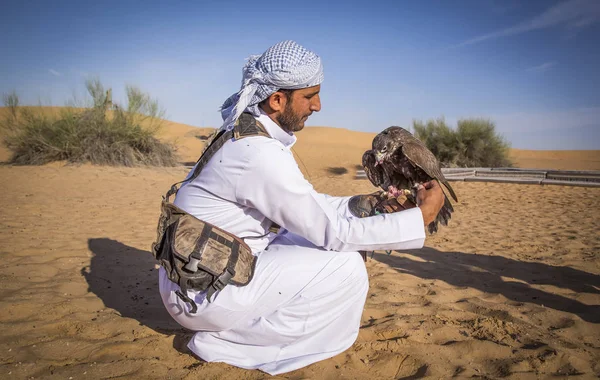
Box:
159;40;445;375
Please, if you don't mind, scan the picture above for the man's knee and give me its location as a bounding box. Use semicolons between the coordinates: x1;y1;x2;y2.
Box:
338;252;369;290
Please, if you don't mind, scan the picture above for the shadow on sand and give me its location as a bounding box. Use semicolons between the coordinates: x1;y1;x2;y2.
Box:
326;167;349;175
84;238;194;354
82;238;599;362
372;247;600;323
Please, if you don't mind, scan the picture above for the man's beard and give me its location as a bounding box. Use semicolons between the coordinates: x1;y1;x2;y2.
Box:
276;102;308;133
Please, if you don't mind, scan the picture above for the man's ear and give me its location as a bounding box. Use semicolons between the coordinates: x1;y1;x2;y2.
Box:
267;91;288;112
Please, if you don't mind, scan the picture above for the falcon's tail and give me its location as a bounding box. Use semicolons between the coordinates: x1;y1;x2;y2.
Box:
427;194;454;234
442;180;458;202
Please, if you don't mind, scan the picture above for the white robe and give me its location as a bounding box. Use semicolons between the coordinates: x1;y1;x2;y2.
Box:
159;111;426;375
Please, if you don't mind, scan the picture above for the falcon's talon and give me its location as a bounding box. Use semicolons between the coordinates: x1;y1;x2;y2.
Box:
410;184;420;200
387;185;403;198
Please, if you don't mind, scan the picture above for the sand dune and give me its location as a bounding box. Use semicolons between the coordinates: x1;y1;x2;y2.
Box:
162;122;600;173
2;106;599;171
0;110;599;378
509;149;600;171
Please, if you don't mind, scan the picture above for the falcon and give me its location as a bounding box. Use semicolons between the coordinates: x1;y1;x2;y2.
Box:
362;126;458;234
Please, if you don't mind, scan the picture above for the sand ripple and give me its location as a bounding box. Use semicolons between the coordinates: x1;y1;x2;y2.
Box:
0;165;598;379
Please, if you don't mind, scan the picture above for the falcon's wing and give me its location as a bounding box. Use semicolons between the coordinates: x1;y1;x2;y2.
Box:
401;141;458;202
362;150;385;188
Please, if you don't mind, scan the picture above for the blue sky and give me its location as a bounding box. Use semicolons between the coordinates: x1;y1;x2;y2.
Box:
1;0;599;149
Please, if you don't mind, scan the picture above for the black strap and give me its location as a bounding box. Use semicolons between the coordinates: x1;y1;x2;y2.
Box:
175;284;198;314
183;223;212;273
206;268;234;303
189;129;232;183
205;240;240;303
165;129;231;201
165;113;270;202
226;239;240;275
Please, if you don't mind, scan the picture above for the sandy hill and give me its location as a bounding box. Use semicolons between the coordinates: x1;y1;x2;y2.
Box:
165;124;600;174
509;149;600;171
2;106;598;172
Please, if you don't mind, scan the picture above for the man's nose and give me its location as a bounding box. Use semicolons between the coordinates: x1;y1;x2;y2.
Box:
310;95;321;112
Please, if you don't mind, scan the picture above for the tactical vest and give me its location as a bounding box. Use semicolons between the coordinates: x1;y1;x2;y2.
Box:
151;113;279;313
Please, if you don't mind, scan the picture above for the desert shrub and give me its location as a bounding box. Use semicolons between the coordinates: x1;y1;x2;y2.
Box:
455;118;512;167
413;117;512;168
412;118;458;166
1;80;178;166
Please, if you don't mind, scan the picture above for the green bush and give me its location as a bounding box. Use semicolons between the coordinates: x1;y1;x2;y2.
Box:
1;79;178;166
413;117;512;168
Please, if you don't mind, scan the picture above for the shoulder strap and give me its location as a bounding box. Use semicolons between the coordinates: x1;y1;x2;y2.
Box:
165;113;270;201
234;112;270;140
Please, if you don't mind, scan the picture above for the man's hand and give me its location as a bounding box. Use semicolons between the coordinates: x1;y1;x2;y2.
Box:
416;180;445;227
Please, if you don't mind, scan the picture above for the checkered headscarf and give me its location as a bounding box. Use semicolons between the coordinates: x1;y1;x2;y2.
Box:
219;40;324;130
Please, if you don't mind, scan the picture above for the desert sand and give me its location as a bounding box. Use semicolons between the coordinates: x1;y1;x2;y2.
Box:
0;116;599;379
509;149;600;172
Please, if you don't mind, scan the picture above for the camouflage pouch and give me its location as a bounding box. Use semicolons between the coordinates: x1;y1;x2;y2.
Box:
151;200;256;312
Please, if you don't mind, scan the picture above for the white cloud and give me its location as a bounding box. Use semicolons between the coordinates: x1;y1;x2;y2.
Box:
48;69;62;77
527;61;557;72
454;0;600;48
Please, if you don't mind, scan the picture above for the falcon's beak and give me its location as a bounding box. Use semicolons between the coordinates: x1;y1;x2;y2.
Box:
375;151;385;165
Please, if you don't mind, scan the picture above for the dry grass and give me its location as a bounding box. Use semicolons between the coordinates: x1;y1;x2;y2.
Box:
0;80;178;167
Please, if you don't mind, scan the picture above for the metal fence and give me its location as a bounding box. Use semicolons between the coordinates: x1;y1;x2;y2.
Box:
355;167;600;187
